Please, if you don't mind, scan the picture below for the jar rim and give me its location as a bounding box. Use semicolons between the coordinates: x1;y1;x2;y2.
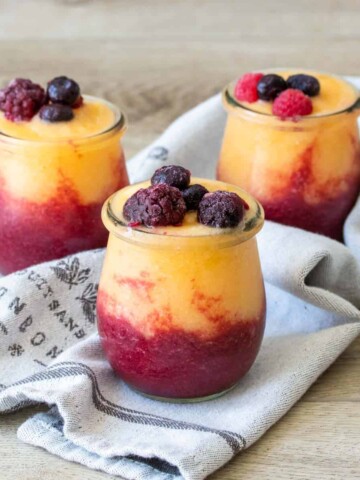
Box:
0;94;127;145
223;69;360;120
102;178;265;247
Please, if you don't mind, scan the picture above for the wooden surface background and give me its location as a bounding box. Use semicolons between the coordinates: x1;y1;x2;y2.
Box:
1;1;360;479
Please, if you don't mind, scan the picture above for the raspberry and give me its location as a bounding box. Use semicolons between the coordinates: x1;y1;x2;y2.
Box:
151;165;191;190
0;78;46;121
39;104;74;122
257;74;287;101
182;184;209;211
234;73;264;103
287;74;320;97
198;191;244;228
272;89;313;120
47;76;81;106
123;183;186;227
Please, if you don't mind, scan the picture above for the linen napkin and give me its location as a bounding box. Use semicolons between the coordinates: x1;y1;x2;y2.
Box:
1;79;360;480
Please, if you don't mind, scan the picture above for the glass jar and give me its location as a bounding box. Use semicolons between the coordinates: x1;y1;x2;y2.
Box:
0;95;128;274
217;73;360;240
97;179;266;402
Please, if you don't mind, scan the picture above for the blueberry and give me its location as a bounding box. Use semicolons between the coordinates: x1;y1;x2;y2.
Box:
198;191;244;228
39;104;74;122
182;184;208;211
47;76;81;106
151;165;191;190
287;74;320;97
257;74;287;101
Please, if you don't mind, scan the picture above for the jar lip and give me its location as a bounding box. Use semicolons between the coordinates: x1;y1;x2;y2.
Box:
223;69;360;120
0;94;127;144
103;178;265;246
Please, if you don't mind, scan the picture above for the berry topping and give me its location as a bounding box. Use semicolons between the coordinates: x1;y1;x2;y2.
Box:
198;191;244;228
287;74;320;97
39;104;74;122
47;76;81;106
234;73;264;103
257;74;287;101
182;184;209;211
123;183;186;227
272;89;313;120
151;165;191;190
0;78;46;122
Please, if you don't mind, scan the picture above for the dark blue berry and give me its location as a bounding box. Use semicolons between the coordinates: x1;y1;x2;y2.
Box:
287;74;320;97
123;183;186;227
182;184;208;211
47;76;80;106
151;165;190;190
39;104;74;122
257;74;287;101
198;191;244;228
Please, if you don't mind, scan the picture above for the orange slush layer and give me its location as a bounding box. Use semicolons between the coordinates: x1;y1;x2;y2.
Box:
0;98;116;140
0;97;126;204
218;111;359;204
100;179;265;337
238;71;358;115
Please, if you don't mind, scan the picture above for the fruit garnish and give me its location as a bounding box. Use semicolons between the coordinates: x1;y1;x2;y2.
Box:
151;165;191;190
47;76;81;106
272;89;313;120
257;74;287;101
234;73;264;103
182;184;209;211
198;191;244;228
39;104;74;122
0;78;46;122
123;183;186;227
287;74;320;97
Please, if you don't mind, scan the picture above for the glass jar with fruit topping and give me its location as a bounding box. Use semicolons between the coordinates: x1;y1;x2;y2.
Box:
0;77;128;274
97;168;266;402
217;70;360;240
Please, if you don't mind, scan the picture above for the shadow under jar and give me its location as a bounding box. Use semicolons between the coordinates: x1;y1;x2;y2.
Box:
0;95;128;274
97;179;266;402
217;71;360;241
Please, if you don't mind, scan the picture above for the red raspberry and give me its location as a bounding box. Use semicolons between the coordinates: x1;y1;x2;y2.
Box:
272;89;313;120
234;73;264;103
0;78;46;122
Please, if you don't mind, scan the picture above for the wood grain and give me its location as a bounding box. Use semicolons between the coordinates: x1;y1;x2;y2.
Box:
0;0;359;478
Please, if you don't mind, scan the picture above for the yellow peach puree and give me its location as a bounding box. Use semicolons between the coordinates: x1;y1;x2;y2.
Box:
99;179;265;339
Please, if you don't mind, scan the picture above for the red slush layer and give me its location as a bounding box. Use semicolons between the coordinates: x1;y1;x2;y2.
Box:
97;291;265;399
262;183;359;240
0;177;127;275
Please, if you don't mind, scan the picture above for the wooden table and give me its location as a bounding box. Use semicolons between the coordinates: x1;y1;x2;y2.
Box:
1;1;360;478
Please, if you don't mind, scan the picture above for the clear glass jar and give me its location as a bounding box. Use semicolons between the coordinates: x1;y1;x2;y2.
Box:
0;95;128;274
97;179;266;402
217;72;360;240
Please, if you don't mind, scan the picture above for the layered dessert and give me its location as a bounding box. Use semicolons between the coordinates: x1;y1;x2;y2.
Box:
0;76;128;274
217;70;360;240
97;165;266;401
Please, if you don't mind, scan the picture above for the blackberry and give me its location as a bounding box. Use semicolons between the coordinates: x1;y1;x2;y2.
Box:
123;183;186;227
198;191;244;228
0;78;46;121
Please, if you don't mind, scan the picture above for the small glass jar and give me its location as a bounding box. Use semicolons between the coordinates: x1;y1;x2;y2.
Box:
0;95;128;274
97;179;266;402
217;72;360;240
